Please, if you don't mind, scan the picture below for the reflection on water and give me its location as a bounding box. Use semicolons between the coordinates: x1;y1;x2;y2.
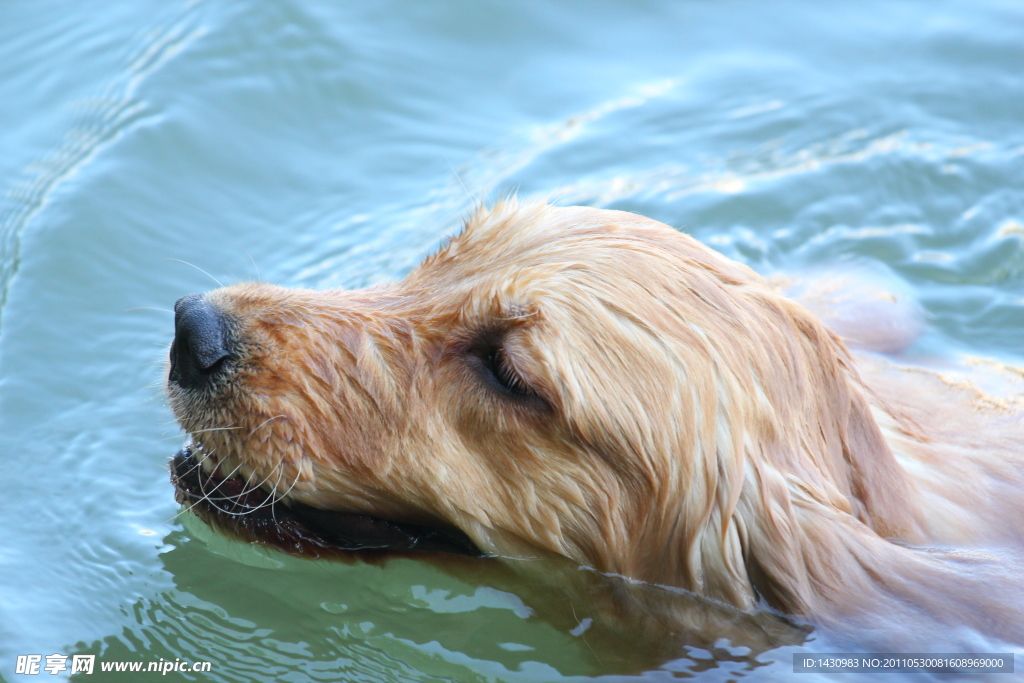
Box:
75;528;811;681
1;0;1023;680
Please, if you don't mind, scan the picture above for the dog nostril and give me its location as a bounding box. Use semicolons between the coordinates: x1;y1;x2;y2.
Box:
169;293;233;387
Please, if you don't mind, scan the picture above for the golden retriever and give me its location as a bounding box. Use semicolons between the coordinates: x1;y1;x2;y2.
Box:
168;201;1024;653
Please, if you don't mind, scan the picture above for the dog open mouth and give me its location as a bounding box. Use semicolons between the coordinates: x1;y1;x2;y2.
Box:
170;444;482;558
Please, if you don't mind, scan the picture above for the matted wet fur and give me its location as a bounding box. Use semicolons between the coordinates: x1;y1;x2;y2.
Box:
168;201;1024;652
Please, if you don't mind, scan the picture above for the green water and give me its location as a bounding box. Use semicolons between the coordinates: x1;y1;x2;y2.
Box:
1;1;1022;681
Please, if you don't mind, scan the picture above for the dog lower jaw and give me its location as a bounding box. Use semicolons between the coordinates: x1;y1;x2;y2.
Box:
170;446;483;557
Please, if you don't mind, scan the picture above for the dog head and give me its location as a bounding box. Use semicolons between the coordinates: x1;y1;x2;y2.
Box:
168;202;916;613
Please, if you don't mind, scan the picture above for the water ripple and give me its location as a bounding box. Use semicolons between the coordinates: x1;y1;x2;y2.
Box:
0;10;206;337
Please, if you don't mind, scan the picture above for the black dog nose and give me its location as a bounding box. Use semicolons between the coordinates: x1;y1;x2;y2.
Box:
169;293;232;389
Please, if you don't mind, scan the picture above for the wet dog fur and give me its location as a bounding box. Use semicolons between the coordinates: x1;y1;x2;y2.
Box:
169;201;1024;650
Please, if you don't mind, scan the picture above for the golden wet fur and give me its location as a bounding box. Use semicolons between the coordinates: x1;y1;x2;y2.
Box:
169;202;1024;647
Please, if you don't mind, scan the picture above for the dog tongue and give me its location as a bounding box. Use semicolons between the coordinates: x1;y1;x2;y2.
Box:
288;504;481;556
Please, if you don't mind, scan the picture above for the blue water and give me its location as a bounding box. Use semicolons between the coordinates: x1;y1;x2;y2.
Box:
1;1;1022;680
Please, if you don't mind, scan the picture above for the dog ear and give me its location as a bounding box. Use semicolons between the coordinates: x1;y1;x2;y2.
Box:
671;284;924;614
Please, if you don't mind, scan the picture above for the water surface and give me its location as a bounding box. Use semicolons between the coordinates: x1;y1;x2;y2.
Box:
2;1;1023;680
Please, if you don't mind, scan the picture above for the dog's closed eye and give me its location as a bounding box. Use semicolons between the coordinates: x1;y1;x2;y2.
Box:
483;345;531;396
465;329;543;404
